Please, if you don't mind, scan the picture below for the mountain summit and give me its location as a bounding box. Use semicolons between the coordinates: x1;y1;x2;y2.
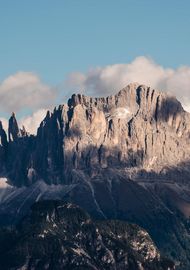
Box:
0;83;190;268
2;83;190;185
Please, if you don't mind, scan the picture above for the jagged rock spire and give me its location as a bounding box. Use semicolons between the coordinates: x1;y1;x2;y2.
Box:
20;125;28;137
0;120;7;147
8;112;20;142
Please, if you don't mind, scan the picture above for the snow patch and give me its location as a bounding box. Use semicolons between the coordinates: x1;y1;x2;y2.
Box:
106;107;131;120
38;234;45;238
0;178;14;203
0;178;11;189
27;168;36;182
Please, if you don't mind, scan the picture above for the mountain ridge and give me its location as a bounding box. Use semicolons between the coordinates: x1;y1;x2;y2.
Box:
1;82;189;185
1;83;190;268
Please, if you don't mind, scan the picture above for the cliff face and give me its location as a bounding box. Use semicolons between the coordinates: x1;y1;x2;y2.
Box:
1;83;189;186
1;83;190;268
6;82;189;186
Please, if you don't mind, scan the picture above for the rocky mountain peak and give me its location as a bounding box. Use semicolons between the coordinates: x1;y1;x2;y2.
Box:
55;84;188;175
0;120;8;171
8;112;21;142
20;125;28;137
0;83;190;268
0;121;7;147
0;120;3;131
8;113;29;142
67;83;185;126
2;83;189;187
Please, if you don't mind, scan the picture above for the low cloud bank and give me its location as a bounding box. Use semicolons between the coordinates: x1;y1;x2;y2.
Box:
66;56;190;111
1;56;190;134
0;72;56;113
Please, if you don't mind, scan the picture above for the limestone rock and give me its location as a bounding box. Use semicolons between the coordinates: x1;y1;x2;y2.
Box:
1;83;190;268
8;112;21;142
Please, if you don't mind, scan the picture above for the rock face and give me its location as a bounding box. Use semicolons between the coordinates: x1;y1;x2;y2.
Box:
8;112;21;142
2;83;190;186
32;83;188;184
0;201;175;270
0;121;8;172
1;83;190;268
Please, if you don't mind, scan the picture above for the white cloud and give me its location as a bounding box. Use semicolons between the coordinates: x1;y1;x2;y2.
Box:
65;56;190;111
1;57;190;135
0;72;56;113
0;110;47;135
0;72;56;135
19;109;47;135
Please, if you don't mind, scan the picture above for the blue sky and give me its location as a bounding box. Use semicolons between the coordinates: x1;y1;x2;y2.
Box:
0;0;190;84
0;0;190;133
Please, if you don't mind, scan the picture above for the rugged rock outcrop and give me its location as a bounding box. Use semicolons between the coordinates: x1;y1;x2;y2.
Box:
8;112;21;142
2;83;190;186
0;121;8;172
0;201;175;270
1;83;190;268
30;83;190;184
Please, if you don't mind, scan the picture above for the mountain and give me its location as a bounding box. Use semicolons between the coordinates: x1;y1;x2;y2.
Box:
0;83;190;268
0;200;174;270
